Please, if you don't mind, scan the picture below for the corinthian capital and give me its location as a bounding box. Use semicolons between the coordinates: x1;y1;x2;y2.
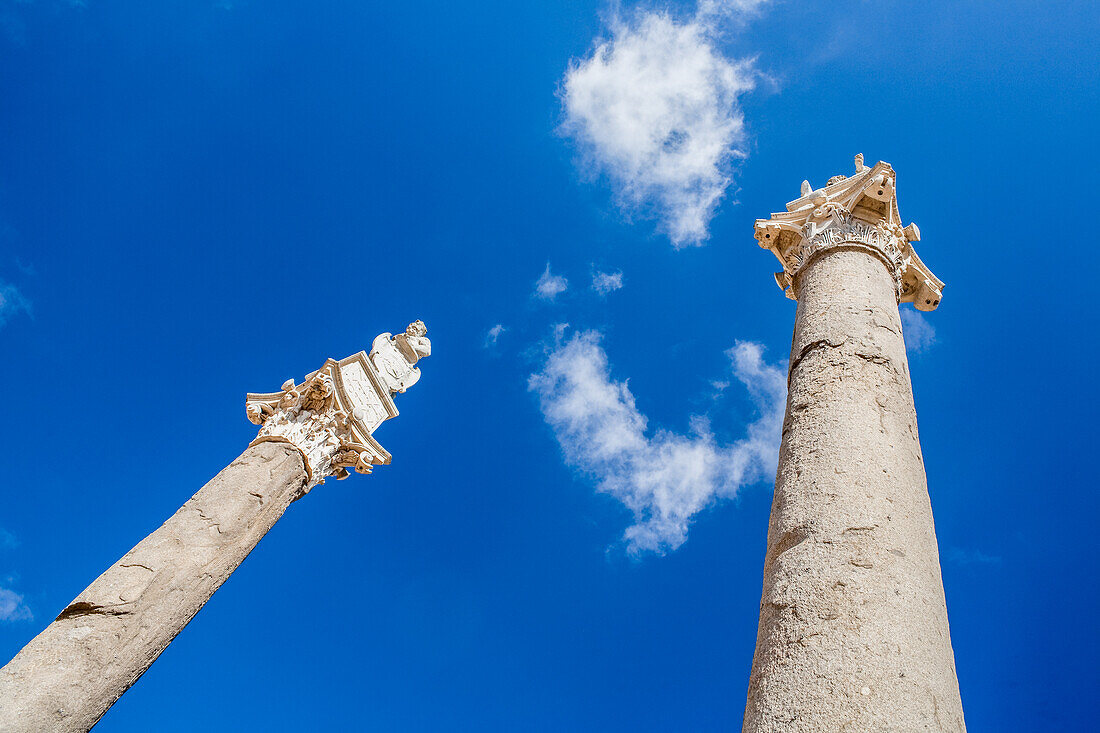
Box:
245;321;431;490
753;156;944;310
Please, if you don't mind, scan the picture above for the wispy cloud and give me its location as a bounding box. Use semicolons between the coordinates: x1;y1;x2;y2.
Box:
947;547;1002;566
484;323;507;347
0;279;31;329
1;529;32;621
0;587;32;622
534;263;569;301
530;330;785;554
697;0;770;23
1;0;88;45
560;1;764;247
901;309;936;353
591;269;624;296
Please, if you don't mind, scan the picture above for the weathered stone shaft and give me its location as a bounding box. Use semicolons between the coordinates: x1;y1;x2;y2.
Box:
743;247;964;732
0;442;308;733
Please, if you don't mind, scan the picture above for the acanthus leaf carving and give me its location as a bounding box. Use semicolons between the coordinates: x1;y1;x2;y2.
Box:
795;213;907;297
752;157;944;310
245;321;431;491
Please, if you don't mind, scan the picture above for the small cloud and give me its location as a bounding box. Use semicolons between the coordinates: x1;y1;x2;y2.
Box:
947;547;1002;566
900;309;936;352
591;270;624;296
534;263;569;301
14;258;35;277
709;379;730;392
484;324;507;347
0;587;32;622
0;528;17;550
0;279;32;329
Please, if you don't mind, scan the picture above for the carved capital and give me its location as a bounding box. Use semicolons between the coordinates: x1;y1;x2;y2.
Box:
245;321;431;491
796;213;907;296
753;156;944;311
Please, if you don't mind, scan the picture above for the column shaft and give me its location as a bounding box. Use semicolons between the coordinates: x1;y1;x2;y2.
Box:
0;441;308;733
743;247;964;732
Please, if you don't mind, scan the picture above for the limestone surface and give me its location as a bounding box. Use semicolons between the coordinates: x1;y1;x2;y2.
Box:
0;442;308;733
742;247;965;731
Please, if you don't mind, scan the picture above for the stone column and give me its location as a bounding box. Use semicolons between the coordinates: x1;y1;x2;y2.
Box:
0;322;432;733
0;443;306;732
743;158;964;731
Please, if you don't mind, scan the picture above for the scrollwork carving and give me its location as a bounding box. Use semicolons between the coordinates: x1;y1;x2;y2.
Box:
245;321;431;490
752;157;942;308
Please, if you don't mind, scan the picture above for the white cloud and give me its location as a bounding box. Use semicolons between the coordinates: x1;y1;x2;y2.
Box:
530;330;785;554
0;279;31;329
534;263;569;301
901;309;936;352
591;270;624;296
560;2;762;247
0;587;31;622
484;324;507;347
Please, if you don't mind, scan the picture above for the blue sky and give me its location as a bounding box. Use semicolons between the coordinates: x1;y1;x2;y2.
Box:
1;0;1097;730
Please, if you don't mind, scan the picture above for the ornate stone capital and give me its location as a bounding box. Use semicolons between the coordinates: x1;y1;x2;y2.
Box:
753;155;944;310
245;321;431;491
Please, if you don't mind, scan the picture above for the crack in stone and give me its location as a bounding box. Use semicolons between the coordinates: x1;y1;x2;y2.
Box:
788;339;846;381
771;526;811;561
194;506;223;534
55;601;131;621
842;526;877;534
854;352;891;366
117;562;154;573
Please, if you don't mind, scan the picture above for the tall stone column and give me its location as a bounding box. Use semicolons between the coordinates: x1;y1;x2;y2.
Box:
0;322;432;733
742;158;964;732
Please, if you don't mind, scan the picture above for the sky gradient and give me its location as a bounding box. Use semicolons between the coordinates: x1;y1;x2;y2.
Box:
1;0;1097;730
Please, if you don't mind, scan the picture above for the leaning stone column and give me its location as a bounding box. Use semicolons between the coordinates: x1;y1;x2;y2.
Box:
0;321;432;733
743;158;964;731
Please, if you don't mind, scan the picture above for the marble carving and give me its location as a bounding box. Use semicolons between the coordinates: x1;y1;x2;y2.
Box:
246;320;431;489
754;154;944;311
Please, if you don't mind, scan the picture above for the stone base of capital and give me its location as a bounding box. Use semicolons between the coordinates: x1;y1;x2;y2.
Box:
791;239;904;302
